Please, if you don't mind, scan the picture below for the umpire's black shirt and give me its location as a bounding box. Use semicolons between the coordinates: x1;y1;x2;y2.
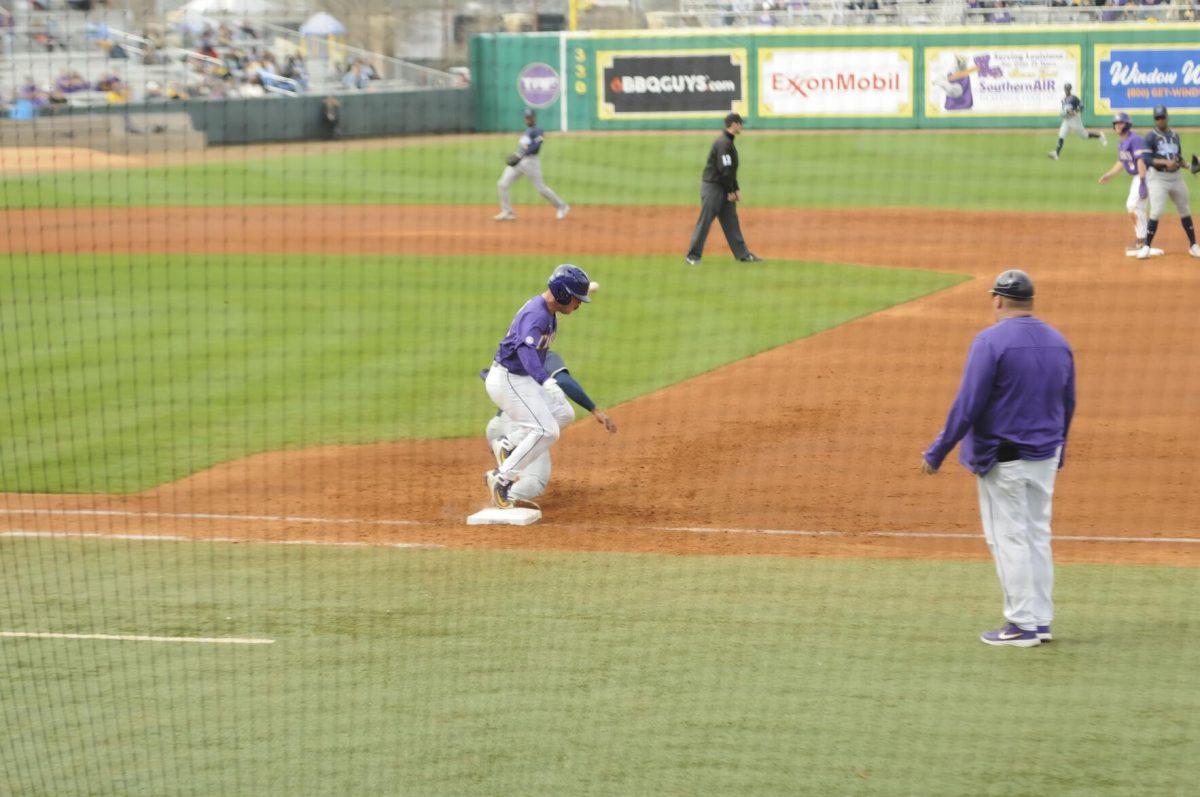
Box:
702;130;739;192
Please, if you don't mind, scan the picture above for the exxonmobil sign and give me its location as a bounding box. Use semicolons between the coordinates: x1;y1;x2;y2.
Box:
598;50;747;119
759;48;914;118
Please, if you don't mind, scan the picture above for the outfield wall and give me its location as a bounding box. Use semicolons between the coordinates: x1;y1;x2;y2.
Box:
472;23;1200;132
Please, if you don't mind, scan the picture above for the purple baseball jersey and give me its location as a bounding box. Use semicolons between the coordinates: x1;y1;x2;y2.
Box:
1119;133;1148;176
492;295;556;383
925;316;1076;476
944;74;973;111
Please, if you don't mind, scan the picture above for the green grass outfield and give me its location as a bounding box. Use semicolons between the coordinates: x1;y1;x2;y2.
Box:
1;537;1196;796
0;253;962;493
0;130;1165;212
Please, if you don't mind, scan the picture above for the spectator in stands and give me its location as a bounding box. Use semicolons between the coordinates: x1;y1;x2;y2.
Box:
19;77;47;108
0;9;14;57
240;74;266;98
105;80;129;105
56;71;89;94
757;1;778;25
46;88;69;111
144;81;165;101
991;0;1015;21
343;62;370;90
166;82;189;101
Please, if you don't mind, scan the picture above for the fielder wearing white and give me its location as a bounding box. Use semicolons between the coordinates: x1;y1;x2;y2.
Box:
494;108;569;222
923;270;1076;648
483;264;593;509
485;350;617;507
1048;83;1105;161
1137;105;1200;260
1098;112;1160;257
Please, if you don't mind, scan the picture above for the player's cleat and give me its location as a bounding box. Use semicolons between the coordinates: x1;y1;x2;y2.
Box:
485;469;514;509
1099;132;1108;147
1036;625;1053;643
1190;244;1200;258
980;622;1041;647
1047;151;1059;161
684;256;700;266
739;253;765;263
556;204;570;220
493;211;516;221
1125;246;1142;257
1136;245;1152;260
491;436;513;468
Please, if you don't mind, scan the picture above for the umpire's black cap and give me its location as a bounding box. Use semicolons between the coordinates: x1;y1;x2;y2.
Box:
990;269;1035;300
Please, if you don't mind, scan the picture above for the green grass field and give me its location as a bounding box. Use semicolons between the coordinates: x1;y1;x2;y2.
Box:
0;130;1159;212
2;538;1196;796
0;253;962;493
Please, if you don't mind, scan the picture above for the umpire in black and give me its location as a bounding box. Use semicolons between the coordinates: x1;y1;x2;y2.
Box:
685;113;762;266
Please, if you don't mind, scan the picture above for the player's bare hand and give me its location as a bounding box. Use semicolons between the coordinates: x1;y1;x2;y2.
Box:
1098;174;1112;184
920;459;938;476
593;410;617;434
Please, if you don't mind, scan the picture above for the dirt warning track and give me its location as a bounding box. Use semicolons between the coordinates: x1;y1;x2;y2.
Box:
1;204;1198;564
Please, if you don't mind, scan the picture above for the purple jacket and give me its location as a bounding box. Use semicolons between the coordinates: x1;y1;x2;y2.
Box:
925;316;1075;475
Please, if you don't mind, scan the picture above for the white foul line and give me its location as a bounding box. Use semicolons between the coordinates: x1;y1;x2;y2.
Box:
654;526;1200;544
0;530;440;550
0;508;422;526
1;631;273;645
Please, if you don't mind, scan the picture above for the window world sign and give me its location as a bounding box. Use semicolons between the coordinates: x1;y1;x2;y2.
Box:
1095;44;1200;113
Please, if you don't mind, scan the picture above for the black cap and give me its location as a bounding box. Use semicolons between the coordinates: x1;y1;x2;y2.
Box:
1064;82;1072;92
990;269;1034;300
724;112;743;127
524;108;535;118
1153;104;1168;119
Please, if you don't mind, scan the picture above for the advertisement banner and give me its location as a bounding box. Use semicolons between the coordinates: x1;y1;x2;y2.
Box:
517;62;561;109
759;48;914;118
925;46;1081;118
1094;45;1200;113
597;49;748;120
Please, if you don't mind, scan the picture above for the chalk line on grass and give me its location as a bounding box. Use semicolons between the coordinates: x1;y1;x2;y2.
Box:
0;631;273;645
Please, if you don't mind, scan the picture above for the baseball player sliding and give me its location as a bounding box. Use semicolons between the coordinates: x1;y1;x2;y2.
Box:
485;349;616;508
923;270;1075;648
1098;112;1161;258
495;108;570;222
1135;105;1200;260
483;264;597;509
1048;83;1105;160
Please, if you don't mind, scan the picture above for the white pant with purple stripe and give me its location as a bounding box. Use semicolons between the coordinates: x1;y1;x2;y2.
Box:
1126;176;1149;239
976;453;1059;630
486;387;575;501
485;363;563;483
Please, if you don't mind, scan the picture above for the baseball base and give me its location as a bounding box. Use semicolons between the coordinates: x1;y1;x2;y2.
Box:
467;507;542;525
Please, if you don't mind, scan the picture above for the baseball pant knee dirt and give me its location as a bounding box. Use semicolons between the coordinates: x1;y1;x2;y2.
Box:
485;365;560;480
1126;177;1149;239
976;455;1058;630
687;183;749;260
497;156;566;215
485;383;575;501
1148;170;1191;220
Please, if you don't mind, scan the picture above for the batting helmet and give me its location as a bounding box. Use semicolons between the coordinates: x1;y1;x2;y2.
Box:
548;264;591;305
1112;112;1132;133
990;269;1034;300
1153;104;1169;119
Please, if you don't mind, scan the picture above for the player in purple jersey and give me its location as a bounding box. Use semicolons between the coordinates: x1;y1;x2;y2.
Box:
932;55;976;112
923;270;1075;648
483;264;593;509
1098;112;1159;257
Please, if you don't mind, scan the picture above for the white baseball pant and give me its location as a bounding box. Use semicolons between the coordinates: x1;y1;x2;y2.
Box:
497;155;567;215
1147;169;1191;220
1126;176;1149;239
484;363;568;483
976;452;1060;631
485;383;574;501
1058;115;1089;141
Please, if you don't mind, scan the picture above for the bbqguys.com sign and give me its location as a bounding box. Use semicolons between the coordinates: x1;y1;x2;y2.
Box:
758;48;914;118
598;49;747;120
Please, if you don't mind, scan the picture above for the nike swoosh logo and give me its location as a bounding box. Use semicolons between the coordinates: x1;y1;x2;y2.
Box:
999;630;1027;640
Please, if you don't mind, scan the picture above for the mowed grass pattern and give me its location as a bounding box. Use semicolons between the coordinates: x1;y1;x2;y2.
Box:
0;253;962;493
1;539;1197;796
0;130;1161;212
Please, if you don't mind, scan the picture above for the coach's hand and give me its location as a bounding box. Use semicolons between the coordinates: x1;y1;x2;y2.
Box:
593;410;617;434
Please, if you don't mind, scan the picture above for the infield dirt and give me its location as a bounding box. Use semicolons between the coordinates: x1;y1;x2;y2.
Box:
1;203;1197;565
